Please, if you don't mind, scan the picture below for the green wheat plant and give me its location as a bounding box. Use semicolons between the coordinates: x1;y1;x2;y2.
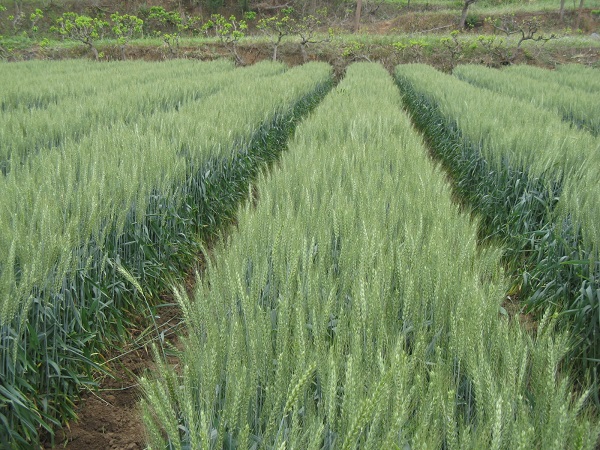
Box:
142;62;598;449
0;59;237;173
0;60;332;448
454;64;600;136
506;63;600;95
395;63;600;395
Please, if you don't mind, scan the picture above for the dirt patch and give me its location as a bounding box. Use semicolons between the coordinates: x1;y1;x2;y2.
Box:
44;304;184;450
48;353;147;450
41;244;210;450
502;289;538;334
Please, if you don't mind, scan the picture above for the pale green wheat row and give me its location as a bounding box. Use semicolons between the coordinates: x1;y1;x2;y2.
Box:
0;59;257;171
0;59;234;112
396;63;600;255
506;63;600;95
0;60;331;326
0;60;333;446
141;62;598;449
453;64;600;136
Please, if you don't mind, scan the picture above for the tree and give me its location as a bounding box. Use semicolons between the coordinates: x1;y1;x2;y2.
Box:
257;7;295;61
0;5;7;58
440;30;464;69
147;7;185;58
0;5;5;31
202;12;256;65
459;0;477;29
29;8;43;37
111;12;143;60
354;0;362;32
574;0;585;30
52;12;108;60
489;15;557;48
7;10;24;35
146;6;182;35
295;8;331;62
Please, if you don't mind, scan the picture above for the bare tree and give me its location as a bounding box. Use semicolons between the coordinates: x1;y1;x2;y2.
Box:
295;8;330;62
354;0;362;32
459;0;476;29
574;0;585;30
490;15;557;48
559;0;566;21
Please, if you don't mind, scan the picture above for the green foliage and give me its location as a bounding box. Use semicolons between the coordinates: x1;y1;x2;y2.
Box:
6;9;24;36
110;12;143;59
341;39;366;58
557;64;600;91
257;7;333;63
183;14;205;36
465;13;480;28
296;7;329;45
392;40;408;51
392;38;432;61
147;6;182;29
0;59;331;449
202;12;256;64
0;5;6;56
396;63;600;396
257;7;295;61
475;33;513;64
53;13;108;42
203;12;255;42
455;64;600;135
145;8;186;58
142;62;598;449
440;30;465;69
295;8;333;62
51;12;108;60
28;8;42;36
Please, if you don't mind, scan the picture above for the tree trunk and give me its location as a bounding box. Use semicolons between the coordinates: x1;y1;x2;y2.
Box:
90;44;99;60
459;0;476;29
574;0;584;30
354;0;363;33
559;0;566;21
300;42;308;63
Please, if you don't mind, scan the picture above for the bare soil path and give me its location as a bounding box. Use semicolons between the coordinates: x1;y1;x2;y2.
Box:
45;304;184;450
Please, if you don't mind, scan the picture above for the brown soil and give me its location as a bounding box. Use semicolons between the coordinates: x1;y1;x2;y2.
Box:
502;289;538;334
41;241;208;450
44;304;184;450
48;352;148;450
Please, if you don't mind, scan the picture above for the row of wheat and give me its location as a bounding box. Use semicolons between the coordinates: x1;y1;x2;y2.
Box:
396;63;600;399
0;59;239;171
0;59;332;447
453;64;600;136
141;62;598;449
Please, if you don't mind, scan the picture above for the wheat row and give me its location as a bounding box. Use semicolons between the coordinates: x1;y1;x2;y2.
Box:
142;62;598;449
0;60;332;447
